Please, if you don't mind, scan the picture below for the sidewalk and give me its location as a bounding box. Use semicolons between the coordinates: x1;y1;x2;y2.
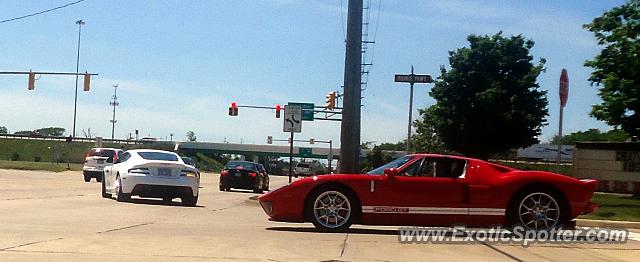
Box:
576;219;640;229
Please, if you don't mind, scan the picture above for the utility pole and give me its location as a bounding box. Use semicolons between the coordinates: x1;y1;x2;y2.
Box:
339;0;363;174
72;19;85;139
109;83;119;140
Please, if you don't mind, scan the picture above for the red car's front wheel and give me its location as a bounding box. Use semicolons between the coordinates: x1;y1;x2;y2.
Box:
308;189;355;231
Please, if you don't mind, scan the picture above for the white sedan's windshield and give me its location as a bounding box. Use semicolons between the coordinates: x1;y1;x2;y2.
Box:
367;156;414;175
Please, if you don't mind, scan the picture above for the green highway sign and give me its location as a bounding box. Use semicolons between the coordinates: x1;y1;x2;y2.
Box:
288;102;314;121
299;147;312;157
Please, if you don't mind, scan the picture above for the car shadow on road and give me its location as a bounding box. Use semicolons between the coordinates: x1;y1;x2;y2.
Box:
266;226;398;235
225;189;265;194
122;198;205;208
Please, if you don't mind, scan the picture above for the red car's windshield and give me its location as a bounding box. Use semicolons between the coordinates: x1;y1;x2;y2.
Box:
367;155;414;175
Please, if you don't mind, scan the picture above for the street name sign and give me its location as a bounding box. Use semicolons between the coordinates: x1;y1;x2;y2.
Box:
394;74;433;83
288;102;314;121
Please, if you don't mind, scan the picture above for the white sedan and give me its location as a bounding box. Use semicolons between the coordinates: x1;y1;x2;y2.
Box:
102;149;200;206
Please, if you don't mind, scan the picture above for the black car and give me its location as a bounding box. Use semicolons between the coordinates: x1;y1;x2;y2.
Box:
220;161;269;193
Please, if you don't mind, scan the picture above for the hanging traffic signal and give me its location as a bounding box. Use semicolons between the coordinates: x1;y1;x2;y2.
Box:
267;136;273;144
83;73;91;91
275;104;281;118
325;91;337;110
229;102;238;116
28;72;36;90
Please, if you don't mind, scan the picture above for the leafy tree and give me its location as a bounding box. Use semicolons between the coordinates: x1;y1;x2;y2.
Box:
186;131;197;142
34;127;65;136
412;106;447;153
0;126;7;134
584;0;640;136
418;32;548;159
361;146;395;172
551;128;629;145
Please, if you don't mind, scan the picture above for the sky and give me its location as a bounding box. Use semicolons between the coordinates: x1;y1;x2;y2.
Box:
0;0;624;147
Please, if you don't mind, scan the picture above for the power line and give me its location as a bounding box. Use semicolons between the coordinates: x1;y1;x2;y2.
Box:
0;0;86;24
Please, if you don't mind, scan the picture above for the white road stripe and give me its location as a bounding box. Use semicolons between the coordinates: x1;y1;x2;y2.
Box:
627;231;640;242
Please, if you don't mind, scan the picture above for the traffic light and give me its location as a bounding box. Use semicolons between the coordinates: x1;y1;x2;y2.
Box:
229;102;238;116
267;136;273;144
83;73;91;91
28;72;35;90
275;104;281;118
309;138;315;144
325;91;337;110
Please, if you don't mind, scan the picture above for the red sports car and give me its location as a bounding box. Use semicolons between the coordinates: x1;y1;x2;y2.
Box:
258;154;598;231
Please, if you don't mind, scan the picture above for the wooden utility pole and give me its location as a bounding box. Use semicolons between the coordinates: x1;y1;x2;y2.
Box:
339;0;363;173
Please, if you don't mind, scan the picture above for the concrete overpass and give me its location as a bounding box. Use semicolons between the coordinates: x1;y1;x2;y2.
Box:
174;142;406;160
175;142;340;159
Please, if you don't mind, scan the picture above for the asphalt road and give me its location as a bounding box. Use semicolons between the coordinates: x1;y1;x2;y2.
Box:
0;169;639;261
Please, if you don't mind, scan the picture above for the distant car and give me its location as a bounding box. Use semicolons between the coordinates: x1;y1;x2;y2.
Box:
220;161;269;193
259;154;599;231
102;149;200;206
294;162;313;177
83;148;123;182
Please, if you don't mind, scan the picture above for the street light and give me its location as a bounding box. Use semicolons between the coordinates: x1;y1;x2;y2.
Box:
72;19;85;139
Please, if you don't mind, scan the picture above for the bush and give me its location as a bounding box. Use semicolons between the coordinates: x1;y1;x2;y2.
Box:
10;152;19;161
34;156;41;162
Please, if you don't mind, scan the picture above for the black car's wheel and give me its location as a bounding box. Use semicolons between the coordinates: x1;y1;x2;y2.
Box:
83;172;91;182
162;196;173;204
307;187;357;231
96;174;102;182
219;184;225;191
101;174;110;198
115;175;130;202
507;188;566;231
182;195;198;207
253;178;263;193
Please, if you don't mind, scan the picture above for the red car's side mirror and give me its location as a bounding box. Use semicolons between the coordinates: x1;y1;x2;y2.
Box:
383;168;398;176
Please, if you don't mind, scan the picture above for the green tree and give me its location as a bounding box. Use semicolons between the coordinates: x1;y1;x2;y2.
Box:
412;106;447;153
584;0;640;136
34;127;65;136
0;126;7;134
551;128;629;145
186;131;197;142
418;32;548;159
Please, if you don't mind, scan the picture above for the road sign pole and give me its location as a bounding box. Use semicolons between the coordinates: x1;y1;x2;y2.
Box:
328;140;333;173
407;81;414;154
288;131;294;184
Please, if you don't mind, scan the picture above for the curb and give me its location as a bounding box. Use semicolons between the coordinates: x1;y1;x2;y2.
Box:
576;219;640;229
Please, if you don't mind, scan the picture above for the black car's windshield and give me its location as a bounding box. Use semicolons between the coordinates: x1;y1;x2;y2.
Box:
367;156;414;175
225;161;257;171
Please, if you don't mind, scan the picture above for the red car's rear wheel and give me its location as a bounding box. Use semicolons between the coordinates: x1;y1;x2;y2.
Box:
517;192;561;231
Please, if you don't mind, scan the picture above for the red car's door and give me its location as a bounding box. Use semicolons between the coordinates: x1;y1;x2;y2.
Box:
365;156;469;226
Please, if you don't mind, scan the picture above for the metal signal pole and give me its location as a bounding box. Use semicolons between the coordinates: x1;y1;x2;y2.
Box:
339;0;363;174
110;83;119;140
557;69;569;165
72;19;85;139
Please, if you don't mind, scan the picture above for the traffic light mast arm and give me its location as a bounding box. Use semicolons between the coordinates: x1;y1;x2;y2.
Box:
0;71;98;76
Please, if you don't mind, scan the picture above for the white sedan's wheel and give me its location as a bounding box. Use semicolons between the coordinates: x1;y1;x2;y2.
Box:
518;192;560;231
312;190;352;230
115;175;130;202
